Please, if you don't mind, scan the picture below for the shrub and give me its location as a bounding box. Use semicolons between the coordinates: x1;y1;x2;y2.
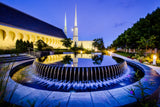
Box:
35;39;53;51
16;39;33;52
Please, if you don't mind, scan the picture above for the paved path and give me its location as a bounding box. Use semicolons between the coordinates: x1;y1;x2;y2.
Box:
0;53;35;63
146;65;160;75
112;53;160;75
0;53;27;57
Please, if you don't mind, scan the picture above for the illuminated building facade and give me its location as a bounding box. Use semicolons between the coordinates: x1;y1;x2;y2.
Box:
0;3;93;50
72;5;93;50
0;3;66;50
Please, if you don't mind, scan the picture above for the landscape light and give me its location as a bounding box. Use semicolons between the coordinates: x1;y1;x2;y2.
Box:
153;55;157;65
108;51;112;56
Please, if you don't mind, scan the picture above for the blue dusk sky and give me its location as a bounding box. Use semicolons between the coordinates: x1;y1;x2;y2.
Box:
1;0;160;47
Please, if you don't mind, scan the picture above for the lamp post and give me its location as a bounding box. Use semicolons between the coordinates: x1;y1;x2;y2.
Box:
153;55;157;65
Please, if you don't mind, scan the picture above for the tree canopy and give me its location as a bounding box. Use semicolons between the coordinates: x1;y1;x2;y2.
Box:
34;39;53;51
61;38;73;49
92;38;105;50
16;39;33;52
110;8;160;49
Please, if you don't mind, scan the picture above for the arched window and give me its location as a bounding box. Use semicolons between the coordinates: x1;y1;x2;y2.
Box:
42;37;44;41
46;38;48;43
18;33;24;40
26;35;30;41
52;39;54;44
32;36;35;42
37;36;40;40
50;38;52;44
0;29;6;40
9;31;16;41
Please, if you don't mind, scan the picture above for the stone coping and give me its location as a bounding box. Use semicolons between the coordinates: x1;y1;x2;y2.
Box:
3;59;160;107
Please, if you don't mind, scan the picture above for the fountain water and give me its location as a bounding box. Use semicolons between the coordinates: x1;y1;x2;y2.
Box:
30;54;129;91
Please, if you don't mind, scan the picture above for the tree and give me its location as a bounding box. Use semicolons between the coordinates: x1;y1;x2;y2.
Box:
71;42;78;52
136;37;147;49
35;39;48;51
137;35;156;51
61;55;73;64
30;42;33;51
110;8;160;50
16;39;20;50
16;39;33;52
92;55;103;65
80;43;84;50
73;42;77;48
92;38;105;51
61;38;73;49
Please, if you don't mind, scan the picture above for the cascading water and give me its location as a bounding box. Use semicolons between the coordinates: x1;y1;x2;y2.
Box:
9;53;145;92
30;54;129;91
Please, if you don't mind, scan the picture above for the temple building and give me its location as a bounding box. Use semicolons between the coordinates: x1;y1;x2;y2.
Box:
0;3;67;50
0;3;93;50
65;5;94;50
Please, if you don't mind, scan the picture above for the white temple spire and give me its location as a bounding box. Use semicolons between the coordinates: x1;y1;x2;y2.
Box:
73;4;78;46
74;4;77;27
64;12;67;36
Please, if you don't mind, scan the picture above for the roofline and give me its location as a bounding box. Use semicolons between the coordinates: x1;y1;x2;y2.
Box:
0;2;63;31
0;23;65;39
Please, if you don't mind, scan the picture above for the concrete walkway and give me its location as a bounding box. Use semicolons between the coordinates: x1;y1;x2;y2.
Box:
0;53;27;57
146;65;160;75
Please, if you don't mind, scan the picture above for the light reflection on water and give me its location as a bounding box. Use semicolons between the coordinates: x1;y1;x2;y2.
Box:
36;54;122;67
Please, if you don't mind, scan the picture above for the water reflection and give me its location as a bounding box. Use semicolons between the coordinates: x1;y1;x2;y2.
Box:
61;55;73;64
73;54;78;67
36;54;121;67
38;56;48;62
12;67;32;83
61;54;104;66
112;56;124;63
92;55;104;65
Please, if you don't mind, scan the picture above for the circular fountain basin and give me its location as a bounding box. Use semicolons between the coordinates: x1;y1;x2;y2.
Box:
33;54;127;82
11;54;143;92
6;55;160;106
